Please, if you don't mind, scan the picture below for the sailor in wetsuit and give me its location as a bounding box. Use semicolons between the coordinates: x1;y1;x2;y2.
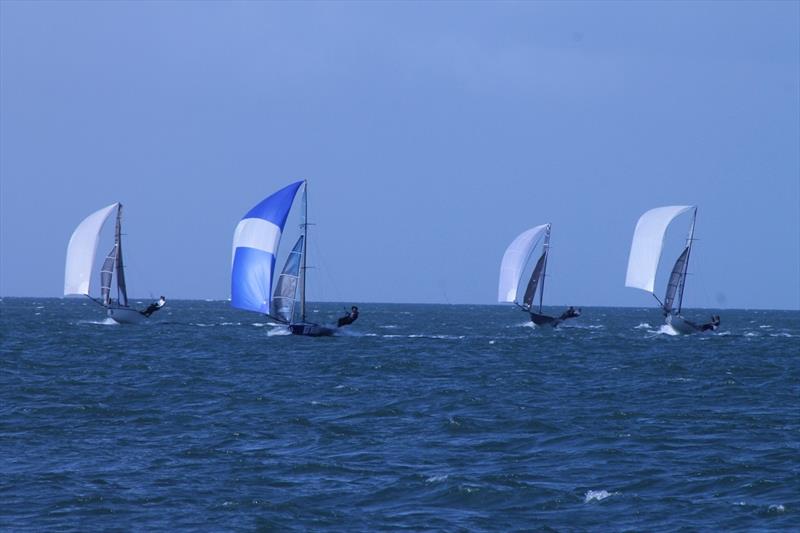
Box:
337;306;359;327
559;306;581;321
142;295;166;317
700;315;720;331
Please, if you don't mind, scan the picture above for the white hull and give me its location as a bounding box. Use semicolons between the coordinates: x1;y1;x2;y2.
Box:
106;306;147;324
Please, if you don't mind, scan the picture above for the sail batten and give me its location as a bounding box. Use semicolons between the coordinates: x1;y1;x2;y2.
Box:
231;180;304;314
498;224;549;303
625;205;694;294
65;203;119;296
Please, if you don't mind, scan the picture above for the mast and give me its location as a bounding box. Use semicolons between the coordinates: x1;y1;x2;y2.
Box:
538;224;551;313
300;180;308;322
676;207;696;314
115;203;128;307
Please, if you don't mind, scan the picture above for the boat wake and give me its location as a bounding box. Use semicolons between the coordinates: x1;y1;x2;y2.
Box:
78;317;119;326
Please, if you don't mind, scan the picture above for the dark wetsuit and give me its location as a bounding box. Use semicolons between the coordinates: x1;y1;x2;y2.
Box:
558;307;581;321
700;316;720;332
142;298;166;317
337;309;359;327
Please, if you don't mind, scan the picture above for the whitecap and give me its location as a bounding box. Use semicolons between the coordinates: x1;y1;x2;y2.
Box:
770;332;793;338
584;489;616;503
759;325;772;329
379;325;399;329
768;504;785;513
634;322;652;330
267;327;291;336
425;474;448;483
745;332;758;337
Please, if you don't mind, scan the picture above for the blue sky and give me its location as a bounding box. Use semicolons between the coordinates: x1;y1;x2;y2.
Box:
1;1;798;309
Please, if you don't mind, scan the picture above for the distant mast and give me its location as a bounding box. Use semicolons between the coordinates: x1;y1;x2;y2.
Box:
300;180;308;323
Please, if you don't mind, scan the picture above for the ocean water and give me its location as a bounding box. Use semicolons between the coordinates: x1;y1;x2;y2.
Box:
1;297;798;531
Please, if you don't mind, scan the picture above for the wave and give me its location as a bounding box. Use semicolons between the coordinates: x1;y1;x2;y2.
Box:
584;489;617;503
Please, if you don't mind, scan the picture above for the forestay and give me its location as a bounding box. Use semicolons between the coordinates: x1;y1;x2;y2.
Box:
625;206;694;294
498;224;549;303
64;203;119;296
231;180;304;314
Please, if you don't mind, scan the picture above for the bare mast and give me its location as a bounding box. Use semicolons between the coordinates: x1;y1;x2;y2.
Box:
300;180;308;323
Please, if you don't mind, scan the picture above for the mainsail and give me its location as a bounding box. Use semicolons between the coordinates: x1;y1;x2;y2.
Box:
625;205;695;295
100;246;116;306
231;180;304;314
114;205;128;307
65;203;119;296
498;224;550;303
271;236;304;323
98;205;129;307
664;246;690;313
522;250;548;310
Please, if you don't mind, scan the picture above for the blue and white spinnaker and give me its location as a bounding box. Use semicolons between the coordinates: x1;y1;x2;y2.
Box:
231;180;304;314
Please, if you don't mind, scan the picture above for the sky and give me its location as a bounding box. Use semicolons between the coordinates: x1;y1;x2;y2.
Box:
1;0;798;310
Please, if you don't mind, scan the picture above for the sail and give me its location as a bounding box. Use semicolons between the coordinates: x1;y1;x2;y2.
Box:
231;180;304;314
664;246;690;313
522;251;547;310
271;236;304;323
625;205;694;294
498;224;549;303
100;246;117;305
114;205;128;306
64;203;119;296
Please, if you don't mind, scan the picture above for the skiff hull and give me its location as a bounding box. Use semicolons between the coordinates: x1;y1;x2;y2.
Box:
106;306;147;324
665;314;704;335
289;323;336;337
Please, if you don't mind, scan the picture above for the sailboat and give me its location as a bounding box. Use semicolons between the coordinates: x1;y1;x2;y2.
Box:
625;205;720;334
498;224;581;327
231;180;337;337
64;203;166;324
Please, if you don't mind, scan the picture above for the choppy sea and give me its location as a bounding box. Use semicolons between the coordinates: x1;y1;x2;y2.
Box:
1;297;798;531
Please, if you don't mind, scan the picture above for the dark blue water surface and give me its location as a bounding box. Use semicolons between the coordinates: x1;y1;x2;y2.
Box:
1;298;798;531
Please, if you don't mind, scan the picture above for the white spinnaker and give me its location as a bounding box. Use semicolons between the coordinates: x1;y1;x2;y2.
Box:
64;203;118;296
498;224;549;303
625;205;694;294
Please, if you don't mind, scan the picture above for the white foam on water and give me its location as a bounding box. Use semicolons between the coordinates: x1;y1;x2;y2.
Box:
425;474;448;483
584;489;616;503
79;318;119;326
655;324;678;336
489;340;496;344
759;325;772;329
267;327;291;336
634;322;652;330
745;332;758;337
770;332;793;338
768;504;785;513
379;325;399;329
